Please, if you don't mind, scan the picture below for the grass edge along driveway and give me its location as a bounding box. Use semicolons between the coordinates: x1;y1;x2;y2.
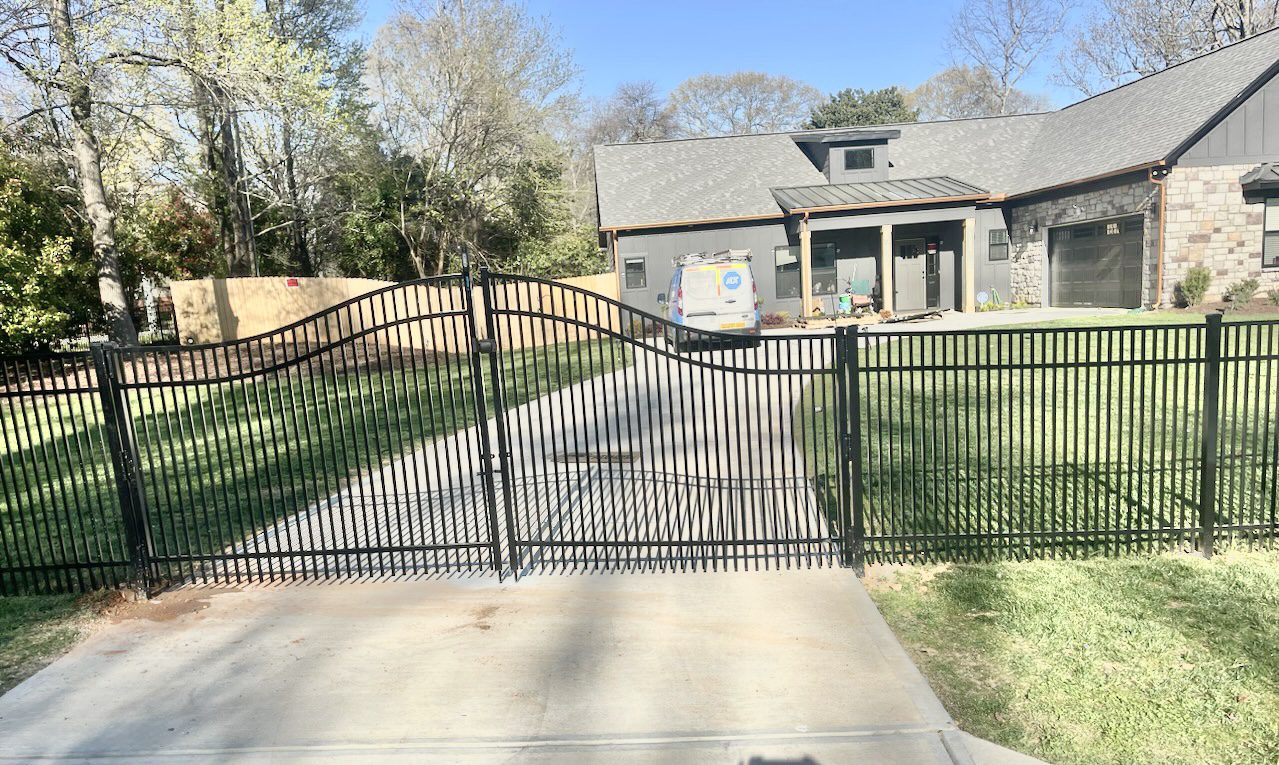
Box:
867;551;1279;765
0;592;115;696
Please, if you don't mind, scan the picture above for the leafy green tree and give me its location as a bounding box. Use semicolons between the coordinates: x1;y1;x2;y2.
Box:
117;189;224;306
804;87;920;129
482;150;607;277
0;147;97;354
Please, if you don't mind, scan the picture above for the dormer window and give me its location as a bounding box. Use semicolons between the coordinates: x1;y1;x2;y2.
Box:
844;148;874;171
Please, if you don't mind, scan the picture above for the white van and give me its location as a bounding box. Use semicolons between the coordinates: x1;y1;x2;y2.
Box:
658;250;760;350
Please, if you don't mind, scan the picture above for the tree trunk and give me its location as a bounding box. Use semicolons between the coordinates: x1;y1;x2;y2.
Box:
282;117;313;275
216;92;257;276
49;0;138;345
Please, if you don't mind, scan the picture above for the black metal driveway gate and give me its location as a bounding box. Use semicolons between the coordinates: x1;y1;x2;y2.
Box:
0;270;850;593
104;276;501;586
480;272;850;574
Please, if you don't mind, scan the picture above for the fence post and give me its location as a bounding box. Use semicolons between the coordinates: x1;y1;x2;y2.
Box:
1198;313;1223;559
838;326;867;574
90;343;152;593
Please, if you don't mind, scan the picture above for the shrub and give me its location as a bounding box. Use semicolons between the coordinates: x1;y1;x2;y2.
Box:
628;317;659;337
1223;278;1259;309
1268;289;1279;306
761;311;792;327
1177;267;1212;306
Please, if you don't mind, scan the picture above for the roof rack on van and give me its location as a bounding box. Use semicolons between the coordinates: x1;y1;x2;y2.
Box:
672;249;752;267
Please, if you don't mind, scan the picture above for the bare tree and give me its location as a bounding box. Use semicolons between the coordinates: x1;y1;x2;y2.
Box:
1056;0;1278;95
587;81;675;145
367;0;578;276
950;0;1071;114
667;71;821;137
0;0;138;344
912;65;1051;119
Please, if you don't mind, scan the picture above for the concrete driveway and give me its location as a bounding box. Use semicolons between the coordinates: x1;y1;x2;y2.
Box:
0;570;1039;764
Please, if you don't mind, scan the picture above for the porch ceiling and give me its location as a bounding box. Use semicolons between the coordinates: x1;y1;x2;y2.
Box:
771;176;989;213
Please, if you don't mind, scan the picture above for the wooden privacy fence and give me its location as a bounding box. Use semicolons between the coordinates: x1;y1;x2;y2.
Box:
170;273;621;350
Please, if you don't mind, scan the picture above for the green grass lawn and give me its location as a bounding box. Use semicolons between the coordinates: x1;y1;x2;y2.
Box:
1;337;630;592
797;312;1279;562
867;552;1279;765
0;593;110;695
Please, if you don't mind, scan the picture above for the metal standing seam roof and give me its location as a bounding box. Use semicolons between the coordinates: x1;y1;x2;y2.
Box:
1241;163;1279;191
770;176;988;212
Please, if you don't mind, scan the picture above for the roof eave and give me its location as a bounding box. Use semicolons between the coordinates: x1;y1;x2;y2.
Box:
598;211;786;233
785;193;991;215
1003;162;1165;202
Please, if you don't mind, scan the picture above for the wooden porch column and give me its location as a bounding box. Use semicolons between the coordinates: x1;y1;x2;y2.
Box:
799;215;814;316
879;224;893;313
962;217;976;312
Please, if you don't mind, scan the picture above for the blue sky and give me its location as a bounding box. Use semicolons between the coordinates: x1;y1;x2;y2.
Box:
358;0;1081;108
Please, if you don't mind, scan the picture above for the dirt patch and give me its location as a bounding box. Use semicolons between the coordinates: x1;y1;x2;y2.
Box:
863;563;951;594
1162;299;1279;315
468;604;499;631
107;588;237;624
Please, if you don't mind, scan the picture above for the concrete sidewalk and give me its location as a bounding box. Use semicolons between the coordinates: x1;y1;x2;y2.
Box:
0;571;1043;764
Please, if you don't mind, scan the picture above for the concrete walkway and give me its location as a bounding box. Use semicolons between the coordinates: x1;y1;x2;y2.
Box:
0;571;1043;764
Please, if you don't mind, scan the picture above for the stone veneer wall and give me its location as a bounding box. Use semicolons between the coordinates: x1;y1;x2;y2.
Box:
1008;174;1160;306
1161;163;1272;305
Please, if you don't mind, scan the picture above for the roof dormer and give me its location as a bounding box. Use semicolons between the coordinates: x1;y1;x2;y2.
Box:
791;129;900;184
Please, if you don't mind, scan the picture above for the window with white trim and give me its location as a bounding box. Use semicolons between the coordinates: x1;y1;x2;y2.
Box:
988;229;1009;261
623;256;647;289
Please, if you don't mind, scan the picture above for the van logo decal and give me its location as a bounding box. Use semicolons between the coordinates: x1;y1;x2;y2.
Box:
722;271;742;290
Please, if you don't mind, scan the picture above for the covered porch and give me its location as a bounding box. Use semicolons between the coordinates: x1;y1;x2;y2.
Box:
772;177;992;317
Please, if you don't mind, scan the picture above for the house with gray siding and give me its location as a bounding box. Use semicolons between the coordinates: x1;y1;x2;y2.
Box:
594;29;1279;316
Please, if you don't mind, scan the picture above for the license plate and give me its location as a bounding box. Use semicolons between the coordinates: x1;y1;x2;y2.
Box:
720;321;745;330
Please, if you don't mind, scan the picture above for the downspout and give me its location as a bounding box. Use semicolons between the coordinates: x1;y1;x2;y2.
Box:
1149;166;1170;308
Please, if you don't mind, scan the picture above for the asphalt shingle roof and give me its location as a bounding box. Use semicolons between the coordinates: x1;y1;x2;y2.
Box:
595;28;1279;229
594;133;825;229
771;177;987;212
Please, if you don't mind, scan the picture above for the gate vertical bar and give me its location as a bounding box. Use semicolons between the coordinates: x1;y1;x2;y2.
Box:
460;257;508;577
473;266;521;576
1198;313;1223;559
838;327;867;573
90;343;152;592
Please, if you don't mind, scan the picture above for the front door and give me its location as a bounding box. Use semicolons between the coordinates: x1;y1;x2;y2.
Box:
924;238;941;309
894;238;927;312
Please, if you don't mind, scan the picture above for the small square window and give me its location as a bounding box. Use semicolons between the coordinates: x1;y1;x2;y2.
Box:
844;148;874;171
623;257;647;290
988;229;1009;261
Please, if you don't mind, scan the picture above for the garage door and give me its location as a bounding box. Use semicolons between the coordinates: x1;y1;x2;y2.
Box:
1049;216;1144;308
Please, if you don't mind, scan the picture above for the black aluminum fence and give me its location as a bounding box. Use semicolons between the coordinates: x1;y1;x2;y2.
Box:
847;314;1278;562
2;271;1278;594
0;354;130;592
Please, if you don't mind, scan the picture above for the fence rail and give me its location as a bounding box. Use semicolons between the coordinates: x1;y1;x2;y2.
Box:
2;282;1278;594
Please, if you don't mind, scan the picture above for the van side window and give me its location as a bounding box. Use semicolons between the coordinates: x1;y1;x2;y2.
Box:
623;257;647;290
